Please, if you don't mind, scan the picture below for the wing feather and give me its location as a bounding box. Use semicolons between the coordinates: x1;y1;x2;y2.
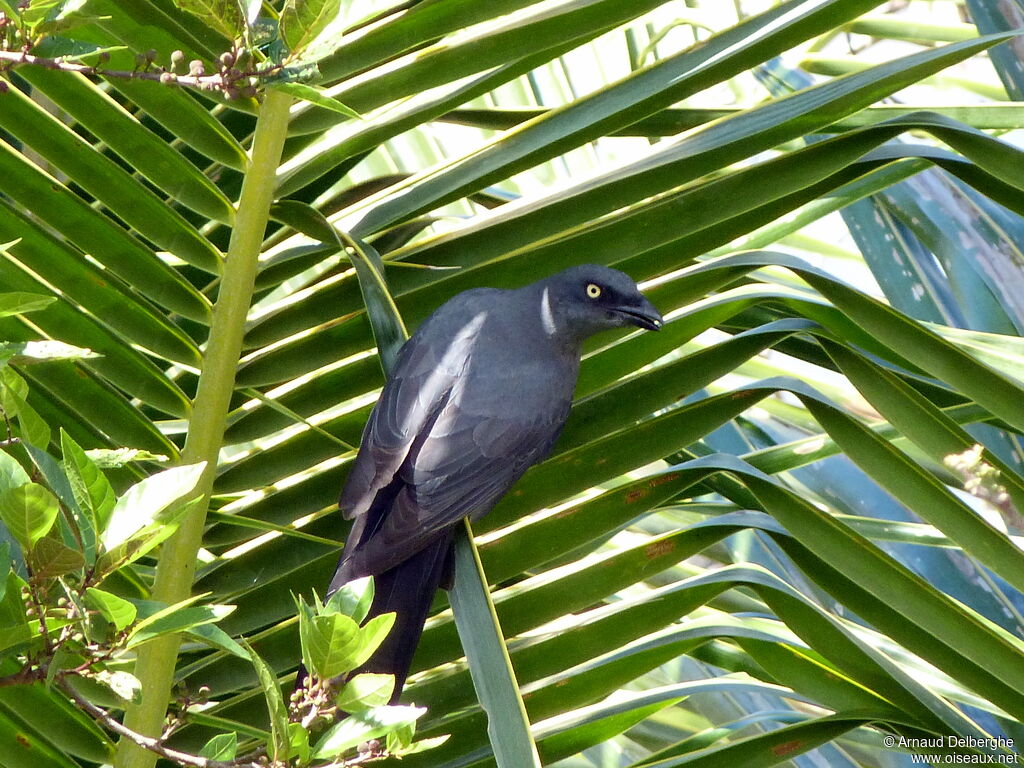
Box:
339;295;491;518
337;287;575;576
345;402;569;576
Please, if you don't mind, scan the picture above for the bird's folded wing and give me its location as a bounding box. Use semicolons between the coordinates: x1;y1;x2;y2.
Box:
346;401;569;575
339;314;476;519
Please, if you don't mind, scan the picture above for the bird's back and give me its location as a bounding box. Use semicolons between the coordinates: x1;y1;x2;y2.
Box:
337;284;578;580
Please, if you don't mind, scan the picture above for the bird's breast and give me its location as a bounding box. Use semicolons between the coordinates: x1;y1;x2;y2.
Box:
455;348;578;418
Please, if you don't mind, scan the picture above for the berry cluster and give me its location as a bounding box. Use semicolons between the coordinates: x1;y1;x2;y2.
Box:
290;673;340;729
150;47;264;99
0;29;279;100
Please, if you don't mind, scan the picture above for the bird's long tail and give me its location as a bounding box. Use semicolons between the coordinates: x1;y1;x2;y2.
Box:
326;528;454;702
351;531;453;699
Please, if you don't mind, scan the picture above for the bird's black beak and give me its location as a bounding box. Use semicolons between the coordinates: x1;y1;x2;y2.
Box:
614;295;663;331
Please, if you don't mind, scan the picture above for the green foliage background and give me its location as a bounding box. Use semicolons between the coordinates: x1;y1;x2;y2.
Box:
2;0;1024;766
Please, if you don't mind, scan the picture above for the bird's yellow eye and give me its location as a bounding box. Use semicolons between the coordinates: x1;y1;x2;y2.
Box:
586;283;602;299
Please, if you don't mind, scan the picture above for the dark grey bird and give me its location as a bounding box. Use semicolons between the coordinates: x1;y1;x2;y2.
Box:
327;264;663;700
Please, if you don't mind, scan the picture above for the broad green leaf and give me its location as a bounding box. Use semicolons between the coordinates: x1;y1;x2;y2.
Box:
126;599;234;648
243;0;259;24
325;575;374;623
171;0;246;41
101;462;206;551
85;587;138;632
288;721;310;762
307;612;361;680
280;0;341;58
0;542;7;602
15;399;49;450
18;0;62;27
313;704;425;759
0;570;27;630
61;430;115;533
94;669;142;705
392;734;451;757
0;483;59;552
200;732;238;761
0;367;28;416
336;673;395;712
85;448;169;468
188;623;251;660
95;498;202;575
296;594;318;680
27;538;83;579
21;438;98;573
0;450;29;496
66;675;137;709
350;612;395;669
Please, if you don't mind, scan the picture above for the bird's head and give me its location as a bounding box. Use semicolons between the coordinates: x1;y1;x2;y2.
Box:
537;264;663;342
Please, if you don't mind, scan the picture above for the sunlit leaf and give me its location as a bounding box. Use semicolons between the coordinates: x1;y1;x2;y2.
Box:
0;482;59;552
101;463;205;551
85;587;138;632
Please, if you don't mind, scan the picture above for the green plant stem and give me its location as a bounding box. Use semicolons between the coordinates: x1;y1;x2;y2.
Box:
113;88;293;768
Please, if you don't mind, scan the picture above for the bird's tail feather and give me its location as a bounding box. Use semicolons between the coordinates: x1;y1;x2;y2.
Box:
351;529;454;700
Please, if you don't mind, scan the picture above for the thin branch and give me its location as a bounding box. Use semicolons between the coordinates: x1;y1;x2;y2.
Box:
57;679;261;768
0;49;268;96
0;665;41;687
